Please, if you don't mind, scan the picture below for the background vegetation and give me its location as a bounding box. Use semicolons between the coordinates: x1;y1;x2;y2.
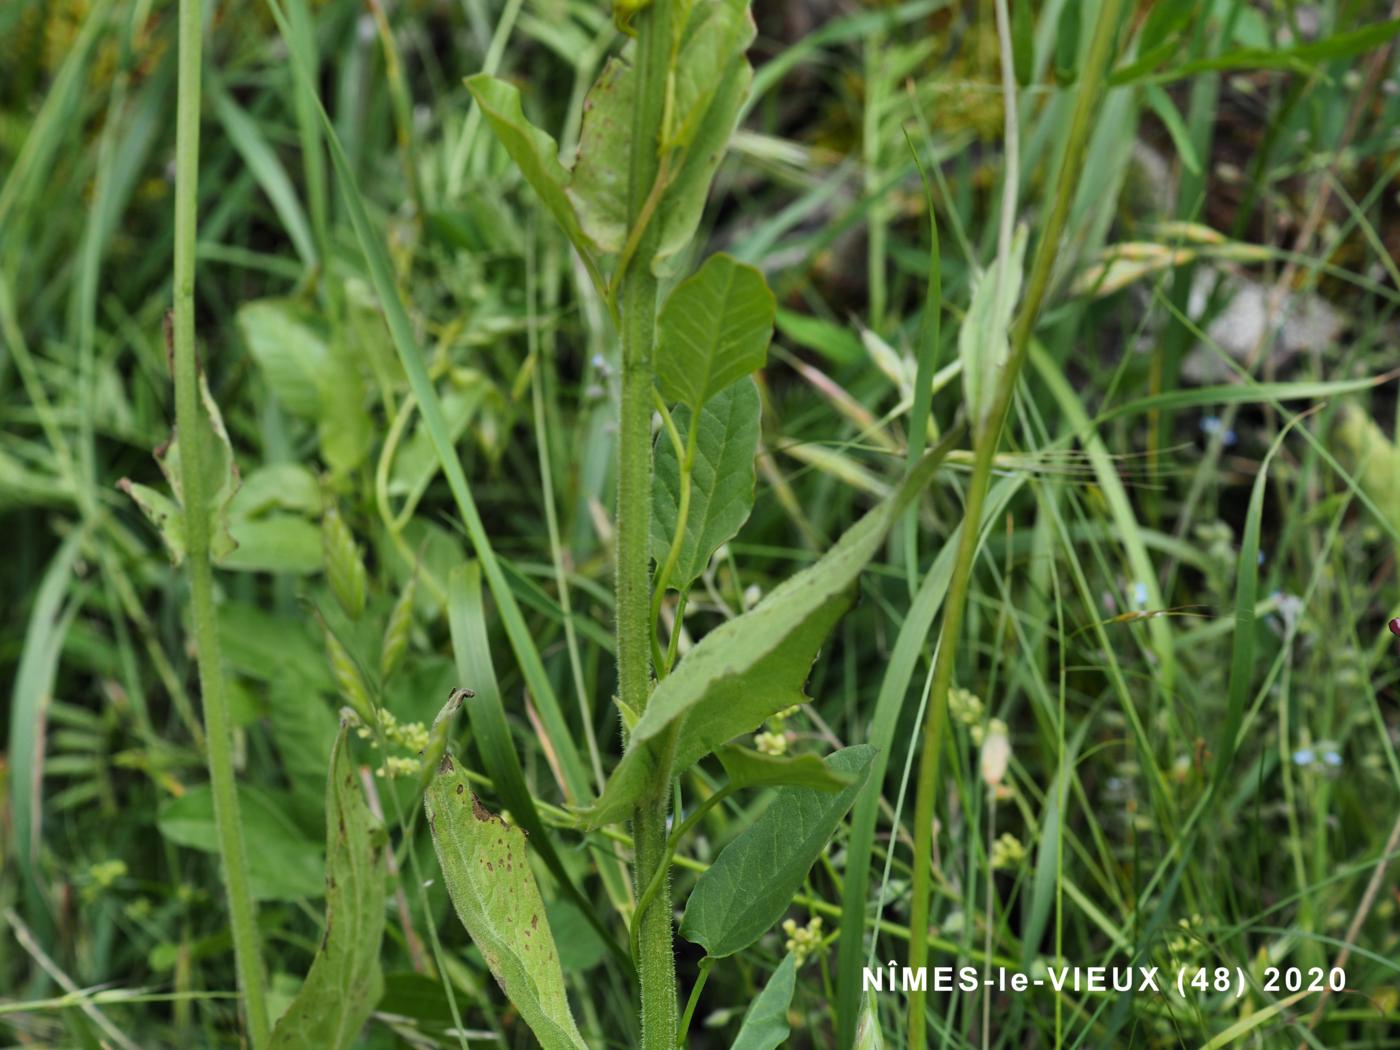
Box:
3;0;1400;1046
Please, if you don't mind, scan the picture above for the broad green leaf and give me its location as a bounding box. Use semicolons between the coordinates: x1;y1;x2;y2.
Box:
656;254;774;411
652;377;760;589
425;755;589;1050
680;746;874;957
237;299;327;419
565;56;633;254
667;0;756;152
316;335;372;476
229;464;320;518
729;953;796;1050
158;785;324;901
464;74;597;268
269;721;386;1049
715;744;852;793
579;434;957;828
958;225;1026;437
224;515;322;574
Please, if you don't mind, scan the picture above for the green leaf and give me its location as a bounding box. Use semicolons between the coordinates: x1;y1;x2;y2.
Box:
854;992;885;1049
237;299;327;420
464;74;598;270
579;434;958;828
656;254;775;411
680;746;875;957
121;371;238;565
1054;0;1080;84
316;335;372;476
158;786;324;901
729;953;796;1050
653;52;751;274
321;508;367;620
268;721;386;1049
425;754;589;1050
715;744;853;793
223;514;322;575
565;1;754;270
1144;83;1201;176
958;226;1026;437
652;377;761;589
1335;402;1400;535
1011;0;1034;86
566;56;633;254
667;0;756;152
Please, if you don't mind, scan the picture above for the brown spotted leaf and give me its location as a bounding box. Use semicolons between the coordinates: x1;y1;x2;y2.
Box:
425;754;587;1050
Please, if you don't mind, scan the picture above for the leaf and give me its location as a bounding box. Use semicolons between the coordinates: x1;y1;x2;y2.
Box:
653;52;751;274
652;378;761;589
223;514;322;574
667;0;756;152
1144;84;1201;176
316;335;372;476
958;225;1026;437
1054;0;1080;84
715;744;853;793
158;785;324;901
121;371;239;565
579;434;958;828
565;56;633;254
565;1;754;270
729;953;796;1050
425;754;589;1050
656;254;775;411
1335;402;1400;535
268;721;386;1049
680;746;874;957
854;992;885;1049
237;299;327;419
1011;0;1034;87
464;74;598;269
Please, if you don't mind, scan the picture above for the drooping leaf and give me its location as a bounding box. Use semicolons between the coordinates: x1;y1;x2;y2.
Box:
158;785;324;901
715;744;852;793
958;225;1026;437
656;254;774;411
268;721;386;1049
566;57;633;254
578;435;956;829
464;74;598;269
680;746;874;957
652;377;761;590
425;754;589;1050
728;953;797;1050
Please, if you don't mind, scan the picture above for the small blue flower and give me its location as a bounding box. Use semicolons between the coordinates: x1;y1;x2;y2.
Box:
1292;748;1315;766
1321;750;1342;768
1132;582;1149;609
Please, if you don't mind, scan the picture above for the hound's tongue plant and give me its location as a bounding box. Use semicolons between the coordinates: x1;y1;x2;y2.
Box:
432;1;964;1045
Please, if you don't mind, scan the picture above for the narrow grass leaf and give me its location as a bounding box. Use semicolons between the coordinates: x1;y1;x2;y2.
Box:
446;565;628;965
580;434;959;828
728;953;796;1050
656;254;775;412
681;746;874;957
425;754;589;1050
268;721;385;1049
652;378;761;589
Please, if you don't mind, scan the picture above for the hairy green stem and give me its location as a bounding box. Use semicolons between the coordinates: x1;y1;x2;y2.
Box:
172;1;269;1044
615;2;678;1046
903;1;1126;1043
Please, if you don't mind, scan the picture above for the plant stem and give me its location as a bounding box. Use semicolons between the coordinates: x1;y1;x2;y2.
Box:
616;2;677;1046
903;1;1125;1043
172;1;269;1045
